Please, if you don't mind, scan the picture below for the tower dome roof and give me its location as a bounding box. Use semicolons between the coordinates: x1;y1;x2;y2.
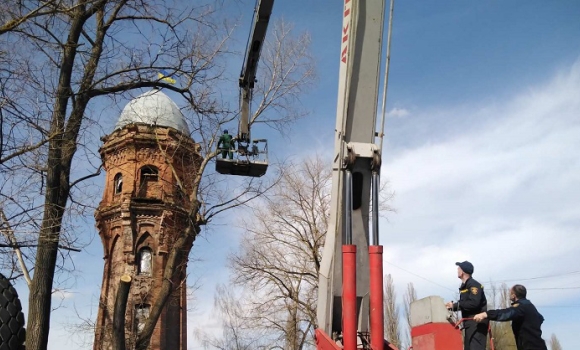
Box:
115;89;190;134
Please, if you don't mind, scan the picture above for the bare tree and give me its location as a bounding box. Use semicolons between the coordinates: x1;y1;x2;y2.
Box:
224;149;394;349
0;1;316;349
194;284;266;350
228;155;330;349
383;274;401;348
549;334;562;350
486;283;516;350
403;282;417;347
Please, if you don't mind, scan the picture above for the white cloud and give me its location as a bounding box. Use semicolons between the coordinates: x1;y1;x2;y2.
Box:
388;107;411;118
52;289;76;300
380;59;580;347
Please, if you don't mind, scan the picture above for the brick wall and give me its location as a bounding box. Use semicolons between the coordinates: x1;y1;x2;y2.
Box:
94;124;200;350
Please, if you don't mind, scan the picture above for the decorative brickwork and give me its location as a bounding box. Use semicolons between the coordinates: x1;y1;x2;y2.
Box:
93;122;200;350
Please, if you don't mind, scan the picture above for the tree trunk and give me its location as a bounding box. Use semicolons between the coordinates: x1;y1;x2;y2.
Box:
25;5;86;348
113;275;132;350
27;130;69;350
27;178;69;350
383;274;401;348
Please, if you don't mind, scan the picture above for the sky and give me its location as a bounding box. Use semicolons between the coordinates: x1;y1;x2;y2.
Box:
8;0;580;349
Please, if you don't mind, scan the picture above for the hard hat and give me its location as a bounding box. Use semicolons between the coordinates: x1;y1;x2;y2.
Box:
224;129;228;134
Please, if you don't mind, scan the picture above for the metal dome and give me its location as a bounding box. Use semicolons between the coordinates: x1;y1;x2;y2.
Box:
115;89;190;134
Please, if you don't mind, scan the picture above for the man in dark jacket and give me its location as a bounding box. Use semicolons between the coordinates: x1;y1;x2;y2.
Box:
445;261;488;350
473;284;547;350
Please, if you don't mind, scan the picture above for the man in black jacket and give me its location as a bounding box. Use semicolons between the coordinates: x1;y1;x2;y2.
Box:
445;261;488;350
473;284;547;350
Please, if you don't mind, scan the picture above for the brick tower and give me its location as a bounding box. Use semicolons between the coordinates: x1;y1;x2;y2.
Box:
94;89;200;350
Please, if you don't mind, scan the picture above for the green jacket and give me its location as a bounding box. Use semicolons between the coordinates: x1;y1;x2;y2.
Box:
218;134;233;149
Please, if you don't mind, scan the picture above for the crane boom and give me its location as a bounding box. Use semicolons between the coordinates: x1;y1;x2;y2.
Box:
216;0;273;178
316;0;387;347
238;0;274;143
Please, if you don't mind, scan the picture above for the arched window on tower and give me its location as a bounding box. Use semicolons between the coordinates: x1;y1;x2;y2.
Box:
139;165;159;197
113;173;123;195
135;304;150;333
140;165;158;181
137;247;152;276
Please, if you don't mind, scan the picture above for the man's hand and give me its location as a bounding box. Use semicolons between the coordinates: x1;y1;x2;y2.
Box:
445;301;453;310
473;312;488;322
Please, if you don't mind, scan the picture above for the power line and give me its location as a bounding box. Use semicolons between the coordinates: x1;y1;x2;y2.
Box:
527;286;580;290
536;305;580;308
384;260;455;292
492;270;580;283
383;261;580;295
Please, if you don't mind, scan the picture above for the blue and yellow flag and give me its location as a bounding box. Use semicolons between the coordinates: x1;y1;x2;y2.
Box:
158;70;176;84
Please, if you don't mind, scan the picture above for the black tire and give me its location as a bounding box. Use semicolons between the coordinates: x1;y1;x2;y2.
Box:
0;273;25;350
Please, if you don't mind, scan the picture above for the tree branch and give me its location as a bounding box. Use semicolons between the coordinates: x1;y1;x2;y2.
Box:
0;209;32;286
